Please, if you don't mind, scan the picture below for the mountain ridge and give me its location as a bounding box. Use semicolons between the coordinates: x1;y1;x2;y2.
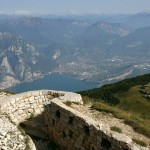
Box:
0;32;56;89
0;16;150;89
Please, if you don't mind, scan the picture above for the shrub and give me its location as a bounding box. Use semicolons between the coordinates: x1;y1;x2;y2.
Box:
110;126;122;133
132;138;147;147
64;101;72;107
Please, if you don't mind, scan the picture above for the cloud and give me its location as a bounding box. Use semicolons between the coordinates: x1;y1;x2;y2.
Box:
70;10;83;15
0;11;5;14
14;10;32;15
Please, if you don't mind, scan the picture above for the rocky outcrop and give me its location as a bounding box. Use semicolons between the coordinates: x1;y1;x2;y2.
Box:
0;114;36;150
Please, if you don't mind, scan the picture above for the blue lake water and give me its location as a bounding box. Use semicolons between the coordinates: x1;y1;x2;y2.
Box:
8;73;98;93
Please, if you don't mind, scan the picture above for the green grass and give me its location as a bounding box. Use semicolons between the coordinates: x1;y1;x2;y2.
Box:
80;74;150;138
82;96;94;105
132;138;147;147
79;73;150;105
30;113;35;119
64;101;72;107
18;126;31;150
110;126;122;133
0;90;16;94
142;82;150;93
64;101;81;107
115;86;150;120
90;100;150;138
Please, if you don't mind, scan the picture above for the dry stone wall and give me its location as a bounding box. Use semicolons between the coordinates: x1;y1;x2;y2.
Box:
0;90;148;150
0;90;69;124
44;99;149;150
0;90;82;150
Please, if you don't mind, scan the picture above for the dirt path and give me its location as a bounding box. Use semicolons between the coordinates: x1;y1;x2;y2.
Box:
72;104;150;149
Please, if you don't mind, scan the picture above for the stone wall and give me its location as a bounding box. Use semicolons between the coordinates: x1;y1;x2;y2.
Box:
0;90;82;124
0;90;82;149
44;99;148;150
0;90;148;150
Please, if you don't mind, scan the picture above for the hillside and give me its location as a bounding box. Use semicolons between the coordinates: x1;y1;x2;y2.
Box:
0;32;57;89
79;73;150;137
0;16;150;90
109;26;150;57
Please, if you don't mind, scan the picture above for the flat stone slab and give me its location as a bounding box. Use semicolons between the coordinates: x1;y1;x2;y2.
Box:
59;92;83;104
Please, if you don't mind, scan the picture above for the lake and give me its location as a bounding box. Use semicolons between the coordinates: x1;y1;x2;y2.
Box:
8;73;98;93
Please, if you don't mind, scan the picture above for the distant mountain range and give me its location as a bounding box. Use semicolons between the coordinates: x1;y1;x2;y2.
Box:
0;13;150;89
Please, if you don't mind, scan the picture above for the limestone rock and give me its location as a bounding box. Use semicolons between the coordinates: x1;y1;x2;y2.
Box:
59;92;83;104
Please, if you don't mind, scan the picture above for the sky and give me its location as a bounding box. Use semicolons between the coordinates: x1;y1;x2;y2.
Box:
0;0;150;15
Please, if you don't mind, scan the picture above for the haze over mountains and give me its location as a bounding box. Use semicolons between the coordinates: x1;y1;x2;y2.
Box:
0;12;150;89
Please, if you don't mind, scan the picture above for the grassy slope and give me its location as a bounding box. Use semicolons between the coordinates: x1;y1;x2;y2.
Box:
79;73;150;137
116;85;150;119
79;73;150;104
0;90;16;94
